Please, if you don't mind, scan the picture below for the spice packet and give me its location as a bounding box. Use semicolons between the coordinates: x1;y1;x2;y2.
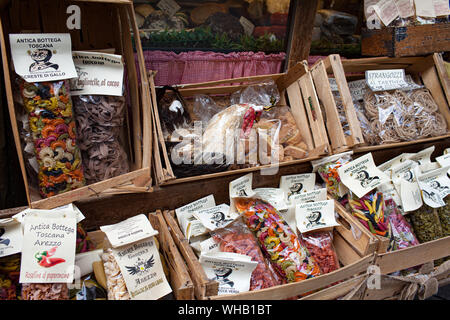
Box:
19;209;77;284
175;195;216;240
0;218;23;258
101;215;172;300
199;252;258;295
295;200;340;234
417;166;450;208
391;160;423;212
337;153;390;198
193;204;239;231
279;173;316;203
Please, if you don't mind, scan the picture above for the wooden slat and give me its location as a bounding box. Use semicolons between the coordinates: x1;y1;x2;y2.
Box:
333;231;363;267
149;210;195;300
310;60;347;152
376;236;450;275
210;253;375;300
354;135;450;154
162;210;218;300
328;55;364;146
421;63;450;127
299;274;367;300
177;73;285;90
433;53;450;107
286;82;314;150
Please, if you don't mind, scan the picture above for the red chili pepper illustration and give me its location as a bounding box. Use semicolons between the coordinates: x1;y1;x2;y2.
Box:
35;246;65;268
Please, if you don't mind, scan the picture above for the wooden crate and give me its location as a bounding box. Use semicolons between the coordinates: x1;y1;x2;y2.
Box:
361;24;450;58
84;210;195;300
162;198;378;300
0;0;153;209
150;61;331;186
310;53;450;154
375;236;450;275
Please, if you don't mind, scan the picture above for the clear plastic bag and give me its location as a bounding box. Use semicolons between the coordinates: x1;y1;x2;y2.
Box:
211;219;281;291
234;198;321;283
362;88;448;144
384;199;419;251
192;94;222;127
299;231;340;274
230;79;281;108
437;196;450;237
312;151;353;199
72;95;129;184
408;205;444;243
101;248;130;300
18;80;85;198
21;283;69;300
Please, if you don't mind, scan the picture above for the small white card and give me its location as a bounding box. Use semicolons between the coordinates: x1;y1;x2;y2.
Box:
0;218;23;258
366;69;410;92
193;204;237;231
253;188;288;212
296;200;340;234
279;173;316;202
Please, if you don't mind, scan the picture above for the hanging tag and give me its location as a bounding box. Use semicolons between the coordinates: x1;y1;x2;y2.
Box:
0;218;23;258
199;252;258;295
175;195;216;240
378;153;413;174
436;153;450;168
20;210;77;283
71;51;124;96
100;214;158;249
199;237;221;255
391;160;423;212
9;33;77;82
408;146;435;166
395;0;415;18
193;204;238;231
253;188;288;212
296;200;340;234
279;173;316;203
229;173;255;199
417;166;450;208
414;0;437;17
372;0;400;26
338;153;390;198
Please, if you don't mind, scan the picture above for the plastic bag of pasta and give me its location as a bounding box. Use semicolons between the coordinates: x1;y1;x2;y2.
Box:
211;219;281;291
299;231;340;274
71;51;129;185
384;199;419;251
9;34;86;198
234;197;321;283
21;283;69;300
0;254;21;300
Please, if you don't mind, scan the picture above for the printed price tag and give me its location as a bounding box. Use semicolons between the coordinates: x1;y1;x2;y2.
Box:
279;173;316;202
366;69;410;92
157;0;180;17
9;33;77;82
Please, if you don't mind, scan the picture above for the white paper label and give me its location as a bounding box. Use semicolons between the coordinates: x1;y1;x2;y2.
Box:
279;173;316;202
296;200;340;234
366;69;410;92
20;213;77;283
193;204;237;231
254;188;288;212
175;195;216;240
408;146;435;166
377;182;403;207
239;16;255;36
71;51;124;96
348;79;368;101
9;33;77;82
229;173;255;199
434;0;450;16
418;166;450;208
378;153;414;173
372;0;400;26
199;237;221;255
420;162;441;174
391;161;423;212
100;214;158;248
338;153;390;198
0;219;23;258
14;205;84;225
199;253;258;295
157;0;180;17
395;0;415;18
444;148;450;155
112;237;172;300
437;154;450;167
414;0;437;17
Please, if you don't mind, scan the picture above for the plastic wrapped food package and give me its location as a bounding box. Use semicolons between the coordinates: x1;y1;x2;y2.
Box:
312;152;353;199
211;219;281;291
348;191;390;238
235;198;321;282
69;275;107;300
101;248;130;300
408;205;444;243
384;199;419;251
21;283;69;300
436;196;450;237
19;80;85;198
299;231;340;274
230;79;280;108
362;88;448;144
0;254;21;300
76;224;96;254
72;95;129;184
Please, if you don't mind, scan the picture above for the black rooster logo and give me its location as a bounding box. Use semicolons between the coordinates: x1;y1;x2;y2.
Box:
125;255;155;275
